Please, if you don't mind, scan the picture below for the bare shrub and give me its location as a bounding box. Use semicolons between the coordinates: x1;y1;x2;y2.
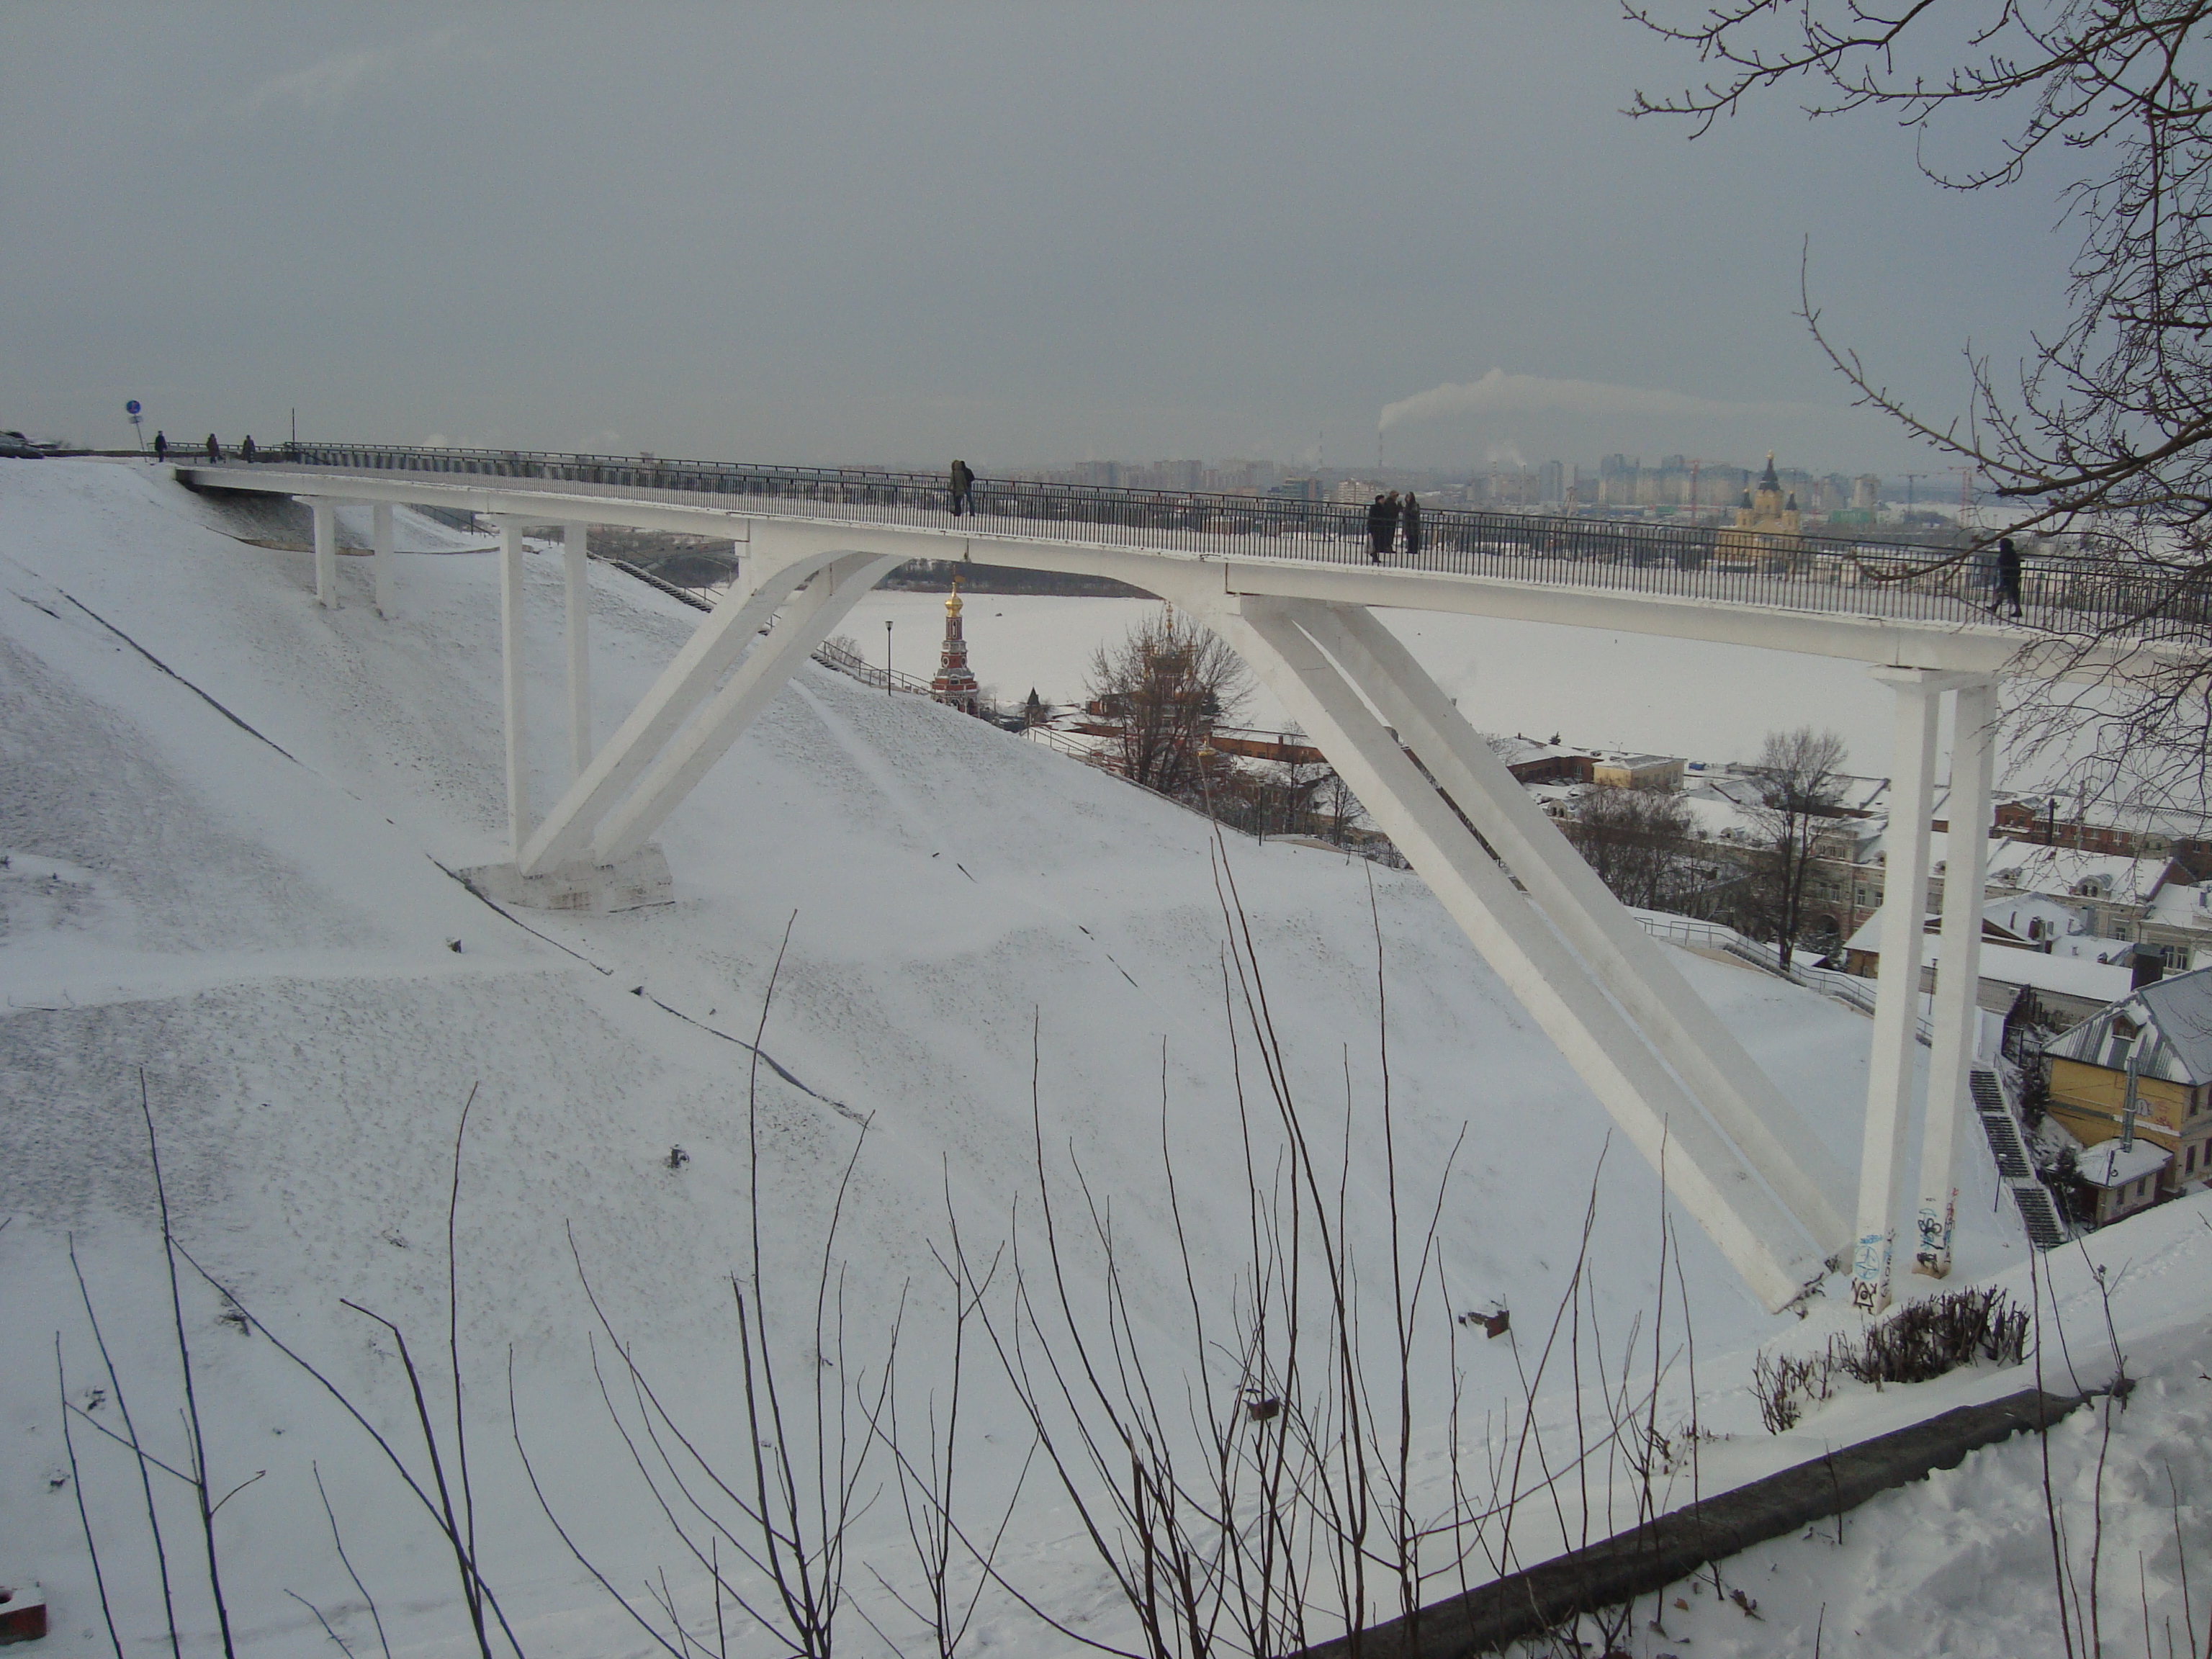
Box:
1753;1287;2033;1433
1750;1349;1835;1436
1840;1287;2031;1387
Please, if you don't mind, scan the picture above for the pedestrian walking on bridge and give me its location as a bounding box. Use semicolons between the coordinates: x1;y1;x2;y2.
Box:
153;431;167;463
205;433;220;463
1367;493;1396;562
1400;490;1422;559
948;458;975;517
240;434;256;463
1994;536;2024;619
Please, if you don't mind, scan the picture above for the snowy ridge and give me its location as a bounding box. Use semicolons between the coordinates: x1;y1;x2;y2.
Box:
1;459;2201;1659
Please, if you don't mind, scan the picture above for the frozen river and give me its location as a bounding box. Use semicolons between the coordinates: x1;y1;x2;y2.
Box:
834;588;1987;778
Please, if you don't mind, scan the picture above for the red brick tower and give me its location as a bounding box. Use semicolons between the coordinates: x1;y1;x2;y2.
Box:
932;574;981;716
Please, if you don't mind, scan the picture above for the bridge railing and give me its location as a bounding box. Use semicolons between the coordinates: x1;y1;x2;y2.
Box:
189;442;2211;639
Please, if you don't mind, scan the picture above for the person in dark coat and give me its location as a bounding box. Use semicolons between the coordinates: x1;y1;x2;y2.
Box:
1994;536;2023;618
240;434;256;462
948;458;975;516
1399;490;1422;559
152;431;167;462
1366;494;1390;562
206;433;220;462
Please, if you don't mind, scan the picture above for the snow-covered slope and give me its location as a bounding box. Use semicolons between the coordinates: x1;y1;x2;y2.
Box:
0;459;2098;1658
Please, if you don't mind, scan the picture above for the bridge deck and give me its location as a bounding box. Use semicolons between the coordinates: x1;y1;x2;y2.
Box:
178;444;2193;671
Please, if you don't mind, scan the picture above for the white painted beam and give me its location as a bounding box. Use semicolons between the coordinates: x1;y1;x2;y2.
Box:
1851;667;1961;1312
498;518;531;863
1296;599;1851;1254
302;498;339;608
564;523;591;781
593;552;900;863
515;541;845;875
1915;677;1999;1278
1208;595;1825;1310
372;502;394;617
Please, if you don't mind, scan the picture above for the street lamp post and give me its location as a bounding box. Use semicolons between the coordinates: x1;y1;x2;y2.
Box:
885;619;894;696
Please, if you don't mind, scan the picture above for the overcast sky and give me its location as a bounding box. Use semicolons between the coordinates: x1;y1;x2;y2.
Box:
4;4;2069;477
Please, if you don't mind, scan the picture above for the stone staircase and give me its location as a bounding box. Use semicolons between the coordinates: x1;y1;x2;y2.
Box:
1971;1065;2069;1250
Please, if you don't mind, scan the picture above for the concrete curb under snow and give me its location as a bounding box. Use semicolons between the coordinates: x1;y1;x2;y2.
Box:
1294;1385;2091;1659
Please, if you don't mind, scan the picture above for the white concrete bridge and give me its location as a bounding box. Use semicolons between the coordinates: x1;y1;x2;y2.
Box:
174;444;2183;1317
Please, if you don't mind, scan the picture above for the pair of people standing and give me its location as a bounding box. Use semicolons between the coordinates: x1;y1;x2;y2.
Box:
1992;536;2024;619
1366;490;1421;562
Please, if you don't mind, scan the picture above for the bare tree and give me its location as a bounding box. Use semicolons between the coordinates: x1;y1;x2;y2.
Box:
1627;2;2212;811
1084;609;1251;797
1564;784;1698;912
1316;769;1362;845
1738;727;1850;972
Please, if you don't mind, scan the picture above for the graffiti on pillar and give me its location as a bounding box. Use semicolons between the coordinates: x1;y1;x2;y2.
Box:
1850;1231;1888;1312
1912;1194;1955;1274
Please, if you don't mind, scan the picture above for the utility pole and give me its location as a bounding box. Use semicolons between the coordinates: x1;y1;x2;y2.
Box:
2121;1043;2141;1151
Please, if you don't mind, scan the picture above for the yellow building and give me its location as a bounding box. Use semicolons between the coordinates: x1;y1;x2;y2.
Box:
2041;967;2212;1213
1589;754;1686;791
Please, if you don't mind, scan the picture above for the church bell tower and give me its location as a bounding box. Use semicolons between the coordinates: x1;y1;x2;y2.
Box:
932;575;981;716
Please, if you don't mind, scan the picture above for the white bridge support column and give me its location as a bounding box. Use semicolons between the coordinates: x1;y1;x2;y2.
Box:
516;541;866;875
1915;676;2000;1278
1208;595;1825;1310
302;498;339;608
498;518;531;863
1295;601;1851;1255
563;523;591;780
1852;667;1966;1312
372;503;394;617
593;552;900;863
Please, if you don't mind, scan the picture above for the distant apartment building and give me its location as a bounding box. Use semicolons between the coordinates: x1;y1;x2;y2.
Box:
1537;459;1565;505
1992;799;2212;872
1590;454;1753;511
1484;466;1542;507
1211;459;1279;493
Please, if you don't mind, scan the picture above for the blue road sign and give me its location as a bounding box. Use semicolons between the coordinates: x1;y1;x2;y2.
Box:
125;400;141;416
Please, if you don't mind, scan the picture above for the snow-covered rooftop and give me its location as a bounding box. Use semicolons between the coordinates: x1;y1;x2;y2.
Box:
1984;841;2179;904
2076;1137;2172;1188
2047;963;2212;1084
1840;908;2138;1002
